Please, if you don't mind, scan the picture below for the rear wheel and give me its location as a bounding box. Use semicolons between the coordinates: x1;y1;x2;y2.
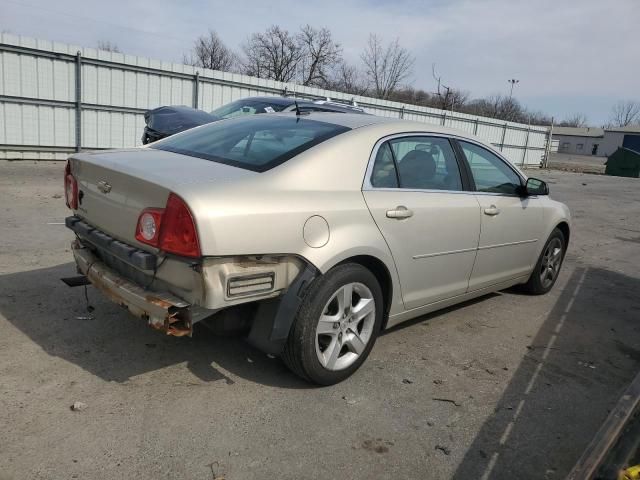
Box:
521;228;566;295
282;263;383;385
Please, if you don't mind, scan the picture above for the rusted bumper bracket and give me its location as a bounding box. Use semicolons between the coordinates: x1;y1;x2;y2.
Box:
71;240;208;337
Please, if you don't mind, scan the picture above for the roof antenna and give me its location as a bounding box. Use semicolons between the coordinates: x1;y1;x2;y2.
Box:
294;99;309;119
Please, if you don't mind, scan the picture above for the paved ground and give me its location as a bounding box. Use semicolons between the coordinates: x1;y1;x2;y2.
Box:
547;152;607;174
1;161;639;480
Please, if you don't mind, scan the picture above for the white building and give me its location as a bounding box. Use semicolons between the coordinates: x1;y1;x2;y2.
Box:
553;126;640;157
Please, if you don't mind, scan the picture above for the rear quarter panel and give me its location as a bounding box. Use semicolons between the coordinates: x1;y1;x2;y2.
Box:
174;127;406;315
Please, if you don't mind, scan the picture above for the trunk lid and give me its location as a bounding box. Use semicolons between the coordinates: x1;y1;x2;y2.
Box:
69;147;252;250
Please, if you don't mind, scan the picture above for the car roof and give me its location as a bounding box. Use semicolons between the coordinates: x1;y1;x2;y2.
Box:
239;96;299;106
270;111;477;137
237;96;354;108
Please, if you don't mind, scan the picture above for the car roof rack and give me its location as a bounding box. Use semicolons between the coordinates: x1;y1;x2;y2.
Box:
312;97;364;112
280;88;364;112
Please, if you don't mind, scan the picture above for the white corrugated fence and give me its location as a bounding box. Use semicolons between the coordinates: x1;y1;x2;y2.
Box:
0;33;550;165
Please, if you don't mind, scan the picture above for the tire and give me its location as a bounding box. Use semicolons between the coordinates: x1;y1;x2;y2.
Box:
282;263;383;385
521;228;566;295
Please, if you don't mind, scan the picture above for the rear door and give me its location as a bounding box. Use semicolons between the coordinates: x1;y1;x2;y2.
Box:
362;135;481;310
455;140;544;291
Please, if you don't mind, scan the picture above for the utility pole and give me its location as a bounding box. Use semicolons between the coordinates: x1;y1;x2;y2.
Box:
508;78;520;99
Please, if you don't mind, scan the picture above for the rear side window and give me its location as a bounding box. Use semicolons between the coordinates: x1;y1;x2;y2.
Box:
370;136;463;191
371;143;398;188
390;136;462;190
152;115;350;172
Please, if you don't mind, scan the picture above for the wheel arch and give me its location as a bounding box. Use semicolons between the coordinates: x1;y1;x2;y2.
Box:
335;254;395;329
555;220;570;246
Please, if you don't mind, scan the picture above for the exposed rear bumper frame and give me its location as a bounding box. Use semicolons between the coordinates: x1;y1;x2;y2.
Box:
71;239;210;336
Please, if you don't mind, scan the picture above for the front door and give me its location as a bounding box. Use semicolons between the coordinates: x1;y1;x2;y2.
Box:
363;135;481;310
457;140;543;291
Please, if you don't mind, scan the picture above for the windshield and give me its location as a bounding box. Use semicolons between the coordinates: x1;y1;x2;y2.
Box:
211;99;289;119
151;115;350;172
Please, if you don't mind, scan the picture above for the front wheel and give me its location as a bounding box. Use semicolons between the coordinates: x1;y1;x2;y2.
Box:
521;228;566;295
282;263;383;385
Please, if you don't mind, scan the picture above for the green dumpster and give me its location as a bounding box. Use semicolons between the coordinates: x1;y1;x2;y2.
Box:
605;147;640;178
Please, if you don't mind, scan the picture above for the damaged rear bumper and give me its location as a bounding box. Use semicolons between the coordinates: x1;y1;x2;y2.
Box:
71;239;210;336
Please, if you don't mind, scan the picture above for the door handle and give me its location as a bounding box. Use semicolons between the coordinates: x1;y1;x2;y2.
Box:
386;206;414;219
484;205;501;216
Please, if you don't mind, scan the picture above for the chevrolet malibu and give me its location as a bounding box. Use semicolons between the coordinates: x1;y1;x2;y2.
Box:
64;113;570;385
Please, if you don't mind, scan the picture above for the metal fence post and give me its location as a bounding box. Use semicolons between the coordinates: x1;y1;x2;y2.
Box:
0;41;555;161
543;117;555;168
75;51;82;152
522;118;531;167
500;123;507;151
193;72;200;109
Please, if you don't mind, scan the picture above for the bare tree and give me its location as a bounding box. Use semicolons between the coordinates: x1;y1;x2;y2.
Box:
527;110;553;127
360;34;414;99
467;95;524;122
559;113;588;127
97;40;121;53
609;100;640;127
447;89;470;111
388;86;433;106
431;64;449;110
429;64;468;111
242;26;302;82
184;30;237;71
328;61;368;95
297;25;342;87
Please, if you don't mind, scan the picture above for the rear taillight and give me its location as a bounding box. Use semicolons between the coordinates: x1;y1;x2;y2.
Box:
159;194;201;258
64;160;78;209
135;193;201;258
135;208;164;245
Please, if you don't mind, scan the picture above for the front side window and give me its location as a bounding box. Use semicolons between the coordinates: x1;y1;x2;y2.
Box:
153;115;349;172
387;136;463;190
459;141;522;195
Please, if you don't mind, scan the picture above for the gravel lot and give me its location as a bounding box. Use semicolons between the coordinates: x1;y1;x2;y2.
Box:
1;161;638;480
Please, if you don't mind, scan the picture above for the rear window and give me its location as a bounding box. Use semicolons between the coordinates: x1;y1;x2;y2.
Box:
151;115;350;172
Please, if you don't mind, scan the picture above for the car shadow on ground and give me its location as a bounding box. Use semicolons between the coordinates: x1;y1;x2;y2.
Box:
381;292;501;336
451;266;640;480
0;262;310;389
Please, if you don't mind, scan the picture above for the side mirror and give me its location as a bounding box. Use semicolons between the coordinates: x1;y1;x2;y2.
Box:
524;177;549;196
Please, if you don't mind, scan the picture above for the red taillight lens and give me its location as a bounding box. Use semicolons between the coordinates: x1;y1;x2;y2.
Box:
159;194;200;258
135;193;200;258
64;160;78;209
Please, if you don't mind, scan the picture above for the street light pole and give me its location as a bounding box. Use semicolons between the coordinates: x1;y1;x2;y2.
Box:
508;78;520;99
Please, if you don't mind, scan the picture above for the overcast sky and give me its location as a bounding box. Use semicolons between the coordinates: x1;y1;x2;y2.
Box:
1;0;638;125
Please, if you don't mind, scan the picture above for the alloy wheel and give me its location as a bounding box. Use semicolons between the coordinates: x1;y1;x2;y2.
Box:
539;237;563;289
315;282;376;371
